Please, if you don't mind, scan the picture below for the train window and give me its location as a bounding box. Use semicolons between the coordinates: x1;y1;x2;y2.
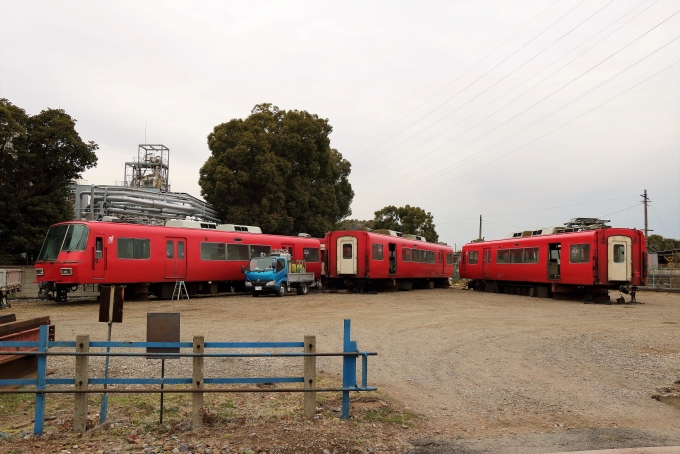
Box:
430;251;436;264
304;247;320;262
469;251;478;265
496;250;509;264
118;238;150;259
178;241;185;259
446;253;453;265
524;247;539;264
402;248;412;262
227;244;250;261
166;241;174;259
569;244;590;263
342;244;353;259
371;244;384;260
613;244;625;263
510;249;523;263
250;245;271;259
200;242;226;260
95;237;103;259
61;225;90;252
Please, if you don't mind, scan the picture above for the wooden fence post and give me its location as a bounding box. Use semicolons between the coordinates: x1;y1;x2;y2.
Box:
304;335;316;418
74;334;89;433
192;335;204;428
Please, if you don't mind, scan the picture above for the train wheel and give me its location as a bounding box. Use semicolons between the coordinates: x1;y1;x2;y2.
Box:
296;283;308;295
276;285;287;297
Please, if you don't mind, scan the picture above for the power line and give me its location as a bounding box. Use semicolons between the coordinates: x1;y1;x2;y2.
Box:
651;204;669;236
354;59;680;214
352;27;680;211
350;0;584;160
356;0;615;171
354;0;660;187
601;203;643;217
437;195;638;226
342;0;543;151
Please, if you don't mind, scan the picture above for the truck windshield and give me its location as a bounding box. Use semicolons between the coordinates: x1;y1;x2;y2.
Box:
37;224;90;261
248;257;274;272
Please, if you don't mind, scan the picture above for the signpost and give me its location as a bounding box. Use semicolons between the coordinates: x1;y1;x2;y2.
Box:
98;285;124;423
146;313;180;424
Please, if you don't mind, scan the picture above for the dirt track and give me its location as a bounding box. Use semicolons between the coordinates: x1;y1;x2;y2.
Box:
5;288;680;452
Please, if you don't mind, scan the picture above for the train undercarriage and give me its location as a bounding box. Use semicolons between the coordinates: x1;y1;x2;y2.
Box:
466;279;637;304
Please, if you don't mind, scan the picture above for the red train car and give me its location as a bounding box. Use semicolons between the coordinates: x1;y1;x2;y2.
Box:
324;230;454;292
459;227;646;302
34;220;322;301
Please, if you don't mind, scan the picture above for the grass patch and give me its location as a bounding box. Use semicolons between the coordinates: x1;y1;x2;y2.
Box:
363;406;416;426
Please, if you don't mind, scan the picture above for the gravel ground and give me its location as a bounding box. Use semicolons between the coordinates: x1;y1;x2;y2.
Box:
4;288;680;452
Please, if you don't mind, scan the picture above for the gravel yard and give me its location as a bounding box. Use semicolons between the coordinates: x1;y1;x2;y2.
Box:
2;288;680;453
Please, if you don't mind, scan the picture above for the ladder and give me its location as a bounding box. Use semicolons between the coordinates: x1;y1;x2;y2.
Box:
172;280;189;300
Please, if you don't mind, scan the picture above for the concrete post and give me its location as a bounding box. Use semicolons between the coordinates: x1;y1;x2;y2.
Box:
192;335;204;428
304;335;316;418
74;335;90;433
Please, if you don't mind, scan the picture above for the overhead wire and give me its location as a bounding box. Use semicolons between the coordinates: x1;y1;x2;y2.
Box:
354;0;659;187
375;60;680;207
356;0;615;170
601;203;644;218
436;195;639;226
350;0;583;160
343;0;543;151
351;21;680;211
651;204;668;236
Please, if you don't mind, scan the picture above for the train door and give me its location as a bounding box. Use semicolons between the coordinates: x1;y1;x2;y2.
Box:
388;243;397;275
608;235;632;282
482;248;491;278
438;250;444;276
164;237;187;279
337;236;357;275
94;236;105;279
547;243;561;280
320;243;326;276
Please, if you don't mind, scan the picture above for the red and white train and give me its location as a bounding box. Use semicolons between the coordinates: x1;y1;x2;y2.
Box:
34;220;322;301
34;221;454;300
324;229;454;292
459;226;646;302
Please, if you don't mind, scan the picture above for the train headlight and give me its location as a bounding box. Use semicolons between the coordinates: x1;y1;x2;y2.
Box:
245;281;252;287
60;268;73;276
35;268;44;276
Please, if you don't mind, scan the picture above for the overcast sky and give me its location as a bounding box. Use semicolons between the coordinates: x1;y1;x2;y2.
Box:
1;0;678;247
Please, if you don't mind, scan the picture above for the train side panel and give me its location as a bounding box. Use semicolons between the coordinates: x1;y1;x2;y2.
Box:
459;228;645;299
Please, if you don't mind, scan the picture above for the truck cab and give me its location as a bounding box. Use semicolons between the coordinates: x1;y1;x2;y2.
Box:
243;250;314;297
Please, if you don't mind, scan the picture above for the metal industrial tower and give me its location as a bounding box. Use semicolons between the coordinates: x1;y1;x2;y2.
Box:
124;144;170;192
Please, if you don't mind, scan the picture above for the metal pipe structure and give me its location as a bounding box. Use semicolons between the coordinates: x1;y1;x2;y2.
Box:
72;185;220;223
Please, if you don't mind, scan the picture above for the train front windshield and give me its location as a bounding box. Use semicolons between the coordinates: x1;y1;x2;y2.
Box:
37;224;90;261
248;257;275;272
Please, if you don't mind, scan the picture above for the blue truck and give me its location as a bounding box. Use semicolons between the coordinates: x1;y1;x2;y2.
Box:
242;251;315;297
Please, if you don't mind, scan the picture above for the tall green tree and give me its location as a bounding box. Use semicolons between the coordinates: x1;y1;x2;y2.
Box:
199;104;354;237
0;99;98;255
647;234;680;252
373;205;439;242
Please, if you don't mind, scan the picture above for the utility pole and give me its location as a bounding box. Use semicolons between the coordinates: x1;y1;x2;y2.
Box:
641;189;651;237
478;215;483;240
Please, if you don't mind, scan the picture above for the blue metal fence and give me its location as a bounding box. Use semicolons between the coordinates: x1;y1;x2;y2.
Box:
0;319;376;435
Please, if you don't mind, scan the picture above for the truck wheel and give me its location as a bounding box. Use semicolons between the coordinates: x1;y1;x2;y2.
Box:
296;283;308;295
276;284;287;297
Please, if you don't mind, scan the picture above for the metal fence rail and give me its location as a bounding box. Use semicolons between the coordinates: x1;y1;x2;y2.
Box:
646;268;680;290
0;319;376;435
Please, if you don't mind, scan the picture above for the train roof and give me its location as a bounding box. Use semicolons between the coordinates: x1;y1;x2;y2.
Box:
465;227;642;247
49;220;319;242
